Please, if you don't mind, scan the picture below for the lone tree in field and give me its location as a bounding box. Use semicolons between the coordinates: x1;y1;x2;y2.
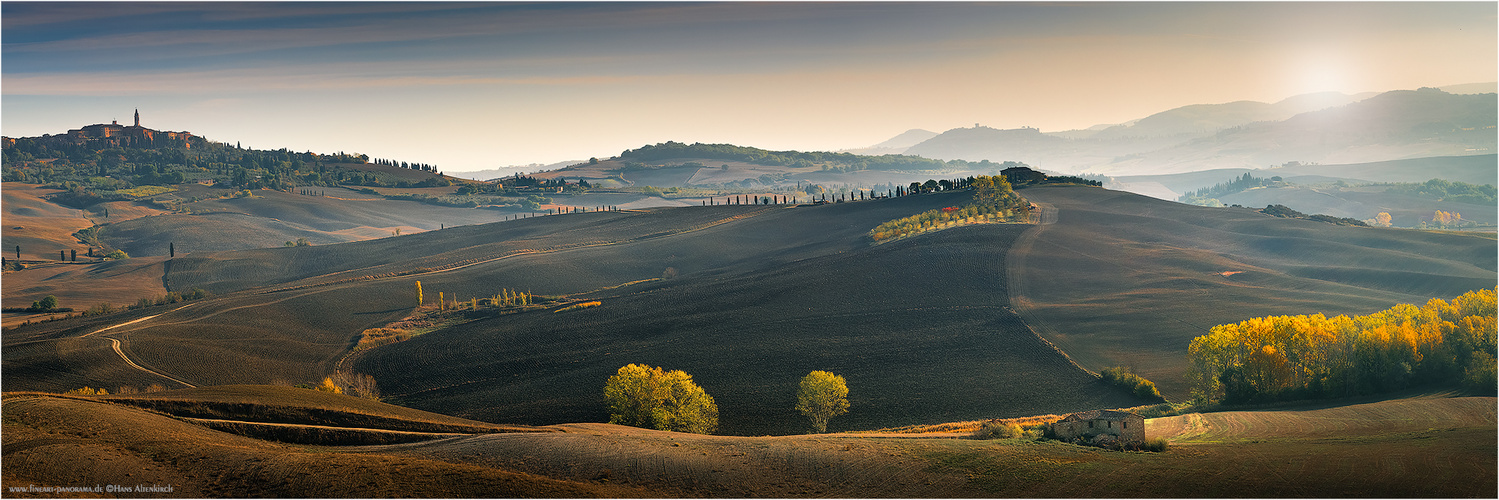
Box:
796;370;850;433
603;363;719;434
415;281;424;306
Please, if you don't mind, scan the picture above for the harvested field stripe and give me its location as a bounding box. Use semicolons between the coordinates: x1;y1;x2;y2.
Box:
79;313;164;338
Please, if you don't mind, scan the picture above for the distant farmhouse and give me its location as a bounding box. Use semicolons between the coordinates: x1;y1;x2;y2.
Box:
1000;166;1047;185
1052;409;1144;445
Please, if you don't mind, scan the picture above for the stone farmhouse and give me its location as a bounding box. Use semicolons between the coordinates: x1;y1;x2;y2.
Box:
1052;409;1144;445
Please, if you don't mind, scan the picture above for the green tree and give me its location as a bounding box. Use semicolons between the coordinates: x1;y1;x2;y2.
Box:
603;363;719;434
30;295;59;312
415;280;424;306
971;175;1014;206
796;370;850;433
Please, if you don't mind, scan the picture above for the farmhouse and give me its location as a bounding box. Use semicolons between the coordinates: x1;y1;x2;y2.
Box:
1000;166;1047;185
1052;409;1144;445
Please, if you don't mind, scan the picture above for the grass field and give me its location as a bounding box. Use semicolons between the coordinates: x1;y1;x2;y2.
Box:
3;389;1491;497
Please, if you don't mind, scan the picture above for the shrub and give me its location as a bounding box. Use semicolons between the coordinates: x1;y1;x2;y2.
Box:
356;328;411;350
103;249;129;260
333;372;382;401
555;301;601;313
973;421;1025;439
144;383;167;393
1131;402;1182;418
1100;366;1164;401
315;377;343;395
84;302;117;316
64;387;108;396
1141;438;1169;452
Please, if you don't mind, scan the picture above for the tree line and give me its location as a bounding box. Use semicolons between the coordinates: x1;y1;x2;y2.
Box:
869;175;1028;242
1383;178;1495;205
1187;289;1497;404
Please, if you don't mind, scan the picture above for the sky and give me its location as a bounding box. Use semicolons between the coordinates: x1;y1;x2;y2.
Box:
3;2;1495;172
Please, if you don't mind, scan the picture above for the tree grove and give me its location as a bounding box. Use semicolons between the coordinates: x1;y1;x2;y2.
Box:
1187;289;1497;404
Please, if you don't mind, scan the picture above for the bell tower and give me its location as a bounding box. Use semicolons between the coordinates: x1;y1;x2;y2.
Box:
134;109;140;127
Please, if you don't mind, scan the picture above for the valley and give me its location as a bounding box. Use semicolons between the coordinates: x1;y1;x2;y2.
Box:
3;81;1495;497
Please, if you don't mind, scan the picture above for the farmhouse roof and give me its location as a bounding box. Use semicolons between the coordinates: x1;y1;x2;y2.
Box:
1058;409;1138;422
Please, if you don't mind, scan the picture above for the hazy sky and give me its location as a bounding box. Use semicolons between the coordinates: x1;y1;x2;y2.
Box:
3;2;1494;172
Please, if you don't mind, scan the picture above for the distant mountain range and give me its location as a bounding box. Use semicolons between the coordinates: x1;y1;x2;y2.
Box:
870;84;1495;176
841;128;938;155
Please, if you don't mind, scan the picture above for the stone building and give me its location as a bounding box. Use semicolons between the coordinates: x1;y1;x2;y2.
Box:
1052;409;1144;445
60;109;197;149
1000;166;1047;185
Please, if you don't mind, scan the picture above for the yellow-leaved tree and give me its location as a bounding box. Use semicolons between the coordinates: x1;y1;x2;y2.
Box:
796;370;850;433
603;364;718;434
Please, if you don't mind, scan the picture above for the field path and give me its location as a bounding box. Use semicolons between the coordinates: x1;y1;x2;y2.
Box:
1003;200;1098;373
106;337;196;388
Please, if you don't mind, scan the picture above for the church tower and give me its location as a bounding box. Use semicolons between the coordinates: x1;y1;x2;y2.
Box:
134;109;140;127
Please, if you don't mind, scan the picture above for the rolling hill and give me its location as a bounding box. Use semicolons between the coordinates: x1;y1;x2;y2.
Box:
1211;185;1495;227
1098;88;1496;174
1107;154;1499;200
5;183;1491;437
903;88;1494;175
1008;185;1495;398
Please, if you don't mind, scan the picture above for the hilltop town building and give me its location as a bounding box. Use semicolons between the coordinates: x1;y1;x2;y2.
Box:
56;110;198;149
1052;409;1144;445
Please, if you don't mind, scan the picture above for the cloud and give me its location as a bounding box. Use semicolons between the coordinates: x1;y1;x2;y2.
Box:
1;63;646;96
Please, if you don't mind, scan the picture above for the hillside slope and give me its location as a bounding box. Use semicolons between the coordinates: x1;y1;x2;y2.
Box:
6;185;1492;437
1008;185;1496;398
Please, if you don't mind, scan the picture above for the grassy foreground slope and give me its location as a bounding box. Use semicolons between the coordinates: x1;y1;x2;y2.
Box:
1;390;630;498
1010;185;1496;399
4;390;1491;497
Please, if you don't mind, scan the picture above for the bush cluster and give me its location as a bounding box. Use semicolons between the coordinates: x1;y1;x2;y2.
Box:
554;301;601;313
131;288;210;310
1100;366;1164;401
355;328;411;350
